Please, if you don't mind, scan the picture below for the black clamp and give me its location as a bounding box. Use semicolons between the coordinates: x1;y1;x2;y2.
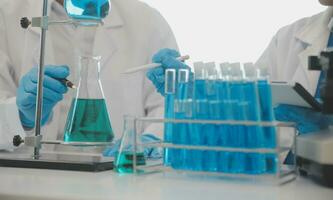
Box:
20;17;31;29
13;135;24;147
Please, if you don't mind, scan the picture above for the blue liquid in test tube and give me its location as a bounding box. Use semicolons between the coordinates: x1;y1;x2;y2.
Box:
164;69;176;167
227;64;247;174
217;63;233;173
202;62;219;172
173;69;191;170
243;63;266;174
188;62;207;171
257;67;278;174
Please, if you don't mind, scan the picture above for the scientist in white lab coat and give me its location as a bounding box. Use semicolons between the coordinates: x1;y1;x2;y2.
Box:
255;0;333;134
0;0;180;151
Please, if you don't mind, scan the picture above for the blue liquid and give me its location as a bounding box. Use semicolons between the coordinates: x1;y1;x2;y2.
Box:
203;80;219;172
217;81;232;173
187;79;207;171
229;81;246;147
172;83;190;170
258;79;277;174
258;80;276;148
172;106;187;169
65;0;111;21
164;94;175;166
243;81;266;174
228;81;246;174
265;153;278;174
64;99;114;142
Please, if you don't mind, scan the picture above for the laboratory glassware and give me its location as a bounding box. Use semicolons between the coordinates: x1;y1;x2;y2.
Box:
164;69;176;167
65;0;111;23
173;68;192;170
121;60;296;184
6;0;115;170
257;66;278;173
115;116;146;174
228;63;247;173
243;63;266;174
190;62;207;171
64;55;114;143
203;62;219;172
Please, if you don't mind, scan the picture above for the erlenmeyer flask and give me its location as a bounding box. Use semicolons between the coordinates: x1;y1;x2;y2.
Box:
65;0;111;22
64;55;114;143
115;116;146;174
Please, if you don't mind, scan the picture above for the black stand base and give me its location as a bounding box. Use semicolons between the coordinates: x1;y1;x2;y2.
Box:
297;156;333;188
0;153;114;172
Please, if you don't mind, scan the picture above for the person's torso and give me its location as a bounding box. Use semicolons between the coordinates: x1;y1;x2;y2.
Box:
266;8;333;95
0;0;165;146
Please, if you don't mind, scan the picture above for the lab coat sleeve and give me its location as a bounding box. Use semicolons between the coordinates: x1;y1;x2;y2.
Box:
142;9;179;139
255;34;280;80
0;10;25;150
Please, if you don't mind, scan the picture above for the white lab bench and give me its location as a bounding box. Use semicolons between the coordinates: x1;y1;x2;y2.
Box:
0;167;332;200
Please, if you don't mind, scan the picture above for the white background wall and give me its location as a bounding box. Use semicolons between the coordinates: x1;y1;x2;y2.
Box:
142;0;325;64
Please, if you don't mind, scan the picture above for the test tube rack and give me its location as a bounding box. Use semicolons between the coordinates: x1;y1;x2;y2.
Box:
115;117;297;185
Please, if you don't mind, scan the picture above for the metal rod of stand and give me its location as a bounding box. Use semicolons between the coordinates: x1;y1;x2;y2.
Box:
34;0;48;160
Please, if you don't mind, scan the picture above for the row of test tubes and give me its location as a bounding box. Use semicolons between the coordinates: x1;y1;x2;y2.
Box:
163;62;278;175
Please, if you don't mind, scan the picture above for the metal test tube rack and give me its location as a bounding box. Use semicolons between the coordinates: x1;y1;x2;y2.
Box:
120;117;297;185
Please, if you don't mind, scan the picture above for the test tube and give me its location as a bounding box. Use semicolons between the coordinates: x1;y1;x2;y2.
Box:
243;63;266;174
257;66;276;148
164;69;176;167
256;65;278;174
218;63;232;173
189;61;207;171
173;68;191;170
203;62;219;172
228;63;246;174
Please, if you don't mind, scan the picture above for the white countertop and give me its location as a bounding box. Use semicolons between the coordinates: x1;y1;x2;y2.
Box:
0;167;332;200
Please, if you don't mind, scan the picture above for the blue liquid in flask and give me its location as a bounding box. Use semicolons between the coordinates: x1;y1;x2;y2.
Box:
115;152;146;174
64;98;114;143
65;0;111;21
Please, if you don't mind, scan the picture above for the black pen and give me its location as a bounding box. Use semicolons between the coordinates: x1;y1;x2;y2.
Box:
57;79;76;89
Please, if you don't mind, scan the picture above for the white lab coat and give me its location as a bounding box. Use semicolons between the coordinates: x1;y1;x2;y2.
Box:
256;8;333;95
0;0;178;151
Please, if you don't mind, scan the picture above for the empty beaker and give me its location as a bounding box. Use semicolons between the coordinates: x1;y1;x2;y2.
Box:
65;0;111;22
63;55;114;143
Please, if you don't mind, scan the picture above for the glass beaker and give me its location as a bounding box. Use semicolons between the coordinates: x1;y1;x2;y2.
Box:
63;55;114;143
65;0;111;22
115;116;146;174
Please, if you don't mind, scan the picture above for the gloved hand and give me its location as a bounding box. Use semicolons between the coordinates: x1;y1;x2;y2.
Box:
103;134;162;159
274;104;333;165
274;104;333;135
147;48;190;96
16;65;70;128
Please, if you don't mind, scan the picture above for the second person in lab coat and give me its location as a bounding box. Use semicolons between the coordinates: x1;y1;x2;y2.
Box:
255;0;333;134
0;0;179;150
150;0;333;135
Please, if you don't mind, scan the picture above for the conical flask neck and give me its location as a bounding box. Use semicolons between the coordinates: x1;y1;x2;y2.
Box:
77;55;105;99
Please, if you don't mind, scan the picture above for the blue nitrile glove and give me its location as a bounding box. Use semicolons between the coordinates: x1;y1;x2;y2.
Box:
16;65;70;128
103;134;162;159
274;104;333;165
147;48;190;96
274;104;333;135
